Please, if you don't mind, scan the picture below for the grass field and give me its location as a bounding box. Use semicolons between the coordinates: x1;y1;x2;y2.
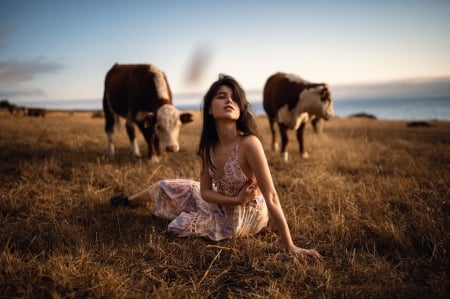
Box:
0;109;449;298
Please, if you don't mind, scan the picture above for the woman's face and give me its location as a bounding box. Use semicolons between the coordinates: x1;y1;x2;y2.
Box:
209;85;240;121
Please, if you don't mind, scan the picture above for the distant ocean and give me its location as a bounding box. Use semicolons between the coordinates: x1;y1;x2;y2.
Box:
15;95;450;121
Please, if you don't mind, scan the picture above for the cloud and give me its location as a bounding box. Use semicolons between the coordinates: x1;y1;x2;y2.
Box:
0;86;46;99
0;58;64;84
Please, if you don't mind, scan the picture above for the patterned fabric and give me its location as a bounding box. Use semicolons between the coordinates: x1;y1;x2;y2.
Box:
150;142;269;241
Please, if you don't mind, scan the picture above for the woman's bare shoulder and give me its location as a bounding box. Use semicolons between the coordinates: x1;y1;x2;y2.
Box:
240;135;263;151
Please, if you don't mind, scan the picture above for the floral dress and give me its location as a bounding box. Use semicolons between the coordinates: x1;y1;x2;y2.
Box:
149;143;269;241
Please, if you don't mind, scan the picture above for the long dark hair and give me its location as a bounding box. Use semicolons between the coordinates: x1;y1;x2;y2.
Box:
197;74;258;171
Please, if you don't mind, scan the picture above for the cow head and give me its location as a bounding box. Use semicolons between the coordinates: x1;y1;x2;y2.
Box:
136;104;194;153
300;84;334;120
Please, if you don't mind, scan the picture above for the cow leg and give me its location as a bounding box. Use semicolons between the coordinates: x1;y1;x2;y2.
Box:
153;136;161;156
125;119;142;157
278;123;289;162
268;117;278;151
150;136;160;163
145;134;160;163
106;132;115;156
103;98;116;156
134;123;159;162
296;123;309;159
311;117;323;134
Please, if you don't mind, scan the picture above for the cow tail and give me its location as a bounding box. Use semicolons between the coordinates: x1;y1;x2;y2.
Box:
107;100;121;132
103;89;121;133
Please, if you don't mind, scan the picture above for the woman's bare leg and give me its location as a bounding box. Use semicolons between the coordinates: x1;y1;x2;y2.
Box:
110;183;157;207
128;187;154;206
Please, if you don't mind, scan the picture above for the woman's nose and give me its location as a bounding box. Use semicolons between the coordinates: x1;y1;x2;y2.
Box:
226;97;233;103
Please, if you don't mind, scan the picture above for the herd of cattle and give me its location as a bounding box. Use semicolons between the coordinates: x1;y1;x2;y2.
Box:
103;63;334;162
6;63;335;162
7;104;46;118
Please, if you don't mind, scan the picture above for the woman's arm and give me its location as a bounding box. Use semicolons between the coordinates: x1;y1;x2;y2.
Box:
242;136;323;259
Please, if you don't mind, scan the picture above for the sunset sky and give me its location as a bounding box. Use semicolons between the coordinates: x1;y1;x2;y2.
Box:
1;0;449;104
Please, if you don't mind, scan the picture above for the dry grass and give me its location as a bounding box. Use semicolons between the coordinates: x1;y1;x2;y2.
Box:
0;109;449;298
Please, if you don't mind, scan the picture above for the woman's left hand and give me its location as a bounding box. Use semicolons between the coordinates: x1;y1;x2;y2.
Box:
237;179;257;204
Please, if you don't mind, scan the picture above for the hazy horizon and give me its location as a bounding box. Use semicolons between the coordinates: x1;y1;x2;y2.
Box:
1;1;449;103
7;76;450;106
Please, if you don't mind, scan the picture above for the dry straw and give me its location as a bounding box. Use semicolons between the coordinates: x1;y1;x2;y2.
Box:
1;110;449;298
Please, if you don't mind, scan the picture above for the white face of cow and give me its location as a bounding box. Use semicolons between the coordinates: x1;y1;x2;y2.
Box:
136;104;193;153
277;85;334;130
299;86;334;120
153;104;194;152
154;104;184;152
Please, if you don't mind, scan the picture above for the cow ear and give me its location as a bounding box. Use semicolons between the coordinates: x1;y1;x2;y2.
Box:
136;111;155;122
320;86;330;101
180;112;194;124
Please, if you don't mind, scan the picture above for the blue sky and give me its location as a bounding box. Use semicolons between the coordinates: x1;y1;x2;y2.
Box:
1;0;449;105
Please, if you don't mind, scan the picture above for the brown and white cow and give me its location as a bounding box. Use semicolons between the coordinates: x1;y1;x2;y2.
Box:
7;104;27;116
26;108;46;117
263;72;334;161
103;63;193;162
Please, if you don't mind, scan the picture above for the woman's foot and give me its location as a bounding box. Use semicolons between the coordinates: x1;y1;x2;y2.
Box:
110;194;129;207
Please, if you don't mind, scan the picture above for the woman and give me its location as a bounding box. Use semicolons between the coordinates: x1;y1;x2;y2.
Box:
111;74;323;260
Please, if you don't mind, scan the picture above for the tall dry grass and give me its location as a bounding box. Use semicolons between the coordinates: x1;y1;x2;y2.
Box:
0;109;449;298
